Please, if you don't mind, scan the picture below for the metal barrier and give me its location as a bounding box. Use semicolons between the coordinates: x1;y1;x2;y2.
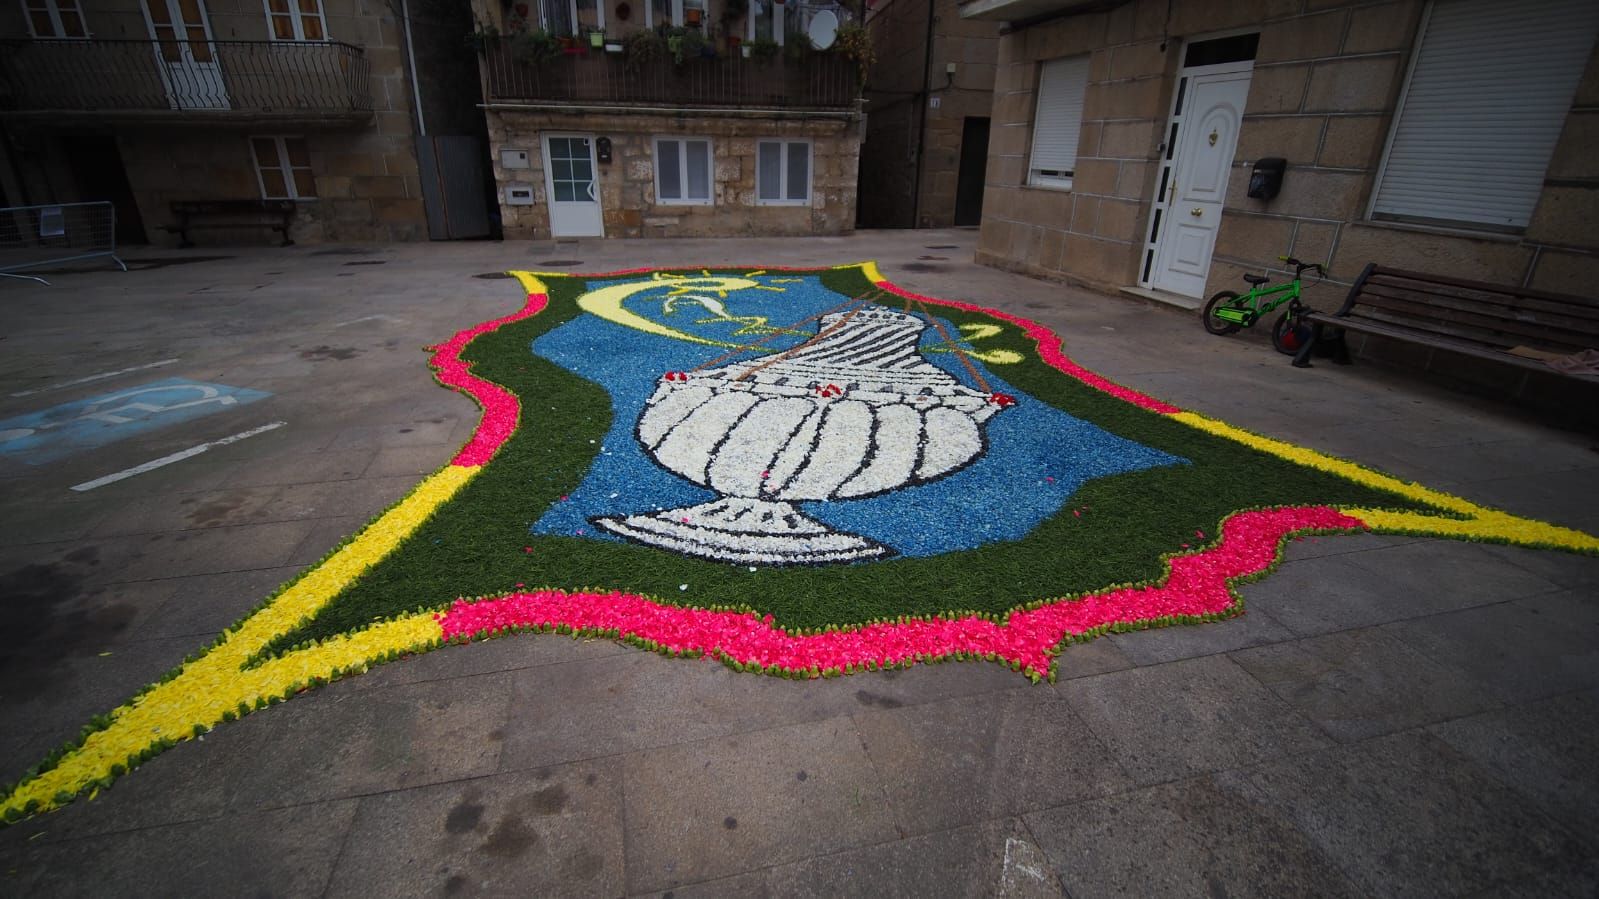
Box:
0;202;128;285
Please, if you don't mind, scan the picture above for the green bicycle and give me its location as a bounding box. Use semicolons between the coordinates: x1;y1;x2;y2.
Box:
1201;256;1325;355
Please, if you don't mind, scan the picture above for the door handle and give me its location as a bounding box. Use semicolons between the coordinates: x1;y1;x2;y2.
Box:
1190;207;1203;217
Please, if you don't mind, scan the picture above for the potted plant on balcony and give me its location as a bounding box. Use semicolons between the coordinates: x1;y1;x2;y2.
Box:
511;27;562;66
625;27;665;73
748;35;778;62
676;27;707;63
588;28;605;49
834;21;872;88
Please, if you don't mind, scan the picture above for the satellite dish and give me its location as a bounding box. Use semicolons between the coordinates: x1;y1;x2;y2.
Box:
808;9;838;50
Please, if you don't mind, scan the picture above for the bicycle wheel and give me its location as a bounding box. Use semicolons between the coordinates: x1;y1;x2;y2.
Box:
1271;308;1312;355
1202;291;1242;335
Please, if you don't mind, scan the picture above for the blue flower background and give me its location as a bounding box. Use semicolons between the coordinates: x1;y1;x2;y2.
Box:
532;275;1184;558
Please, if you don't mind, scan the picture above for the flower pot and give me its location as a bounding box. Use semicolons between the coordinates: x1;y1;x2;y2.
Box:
741;44;751;57
685;7;702;24
589;31;605;48
605;42;623;52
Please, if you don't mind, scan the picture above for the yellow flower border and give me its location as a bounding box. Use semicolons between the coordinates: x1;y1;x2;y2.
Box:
3;262;1592;823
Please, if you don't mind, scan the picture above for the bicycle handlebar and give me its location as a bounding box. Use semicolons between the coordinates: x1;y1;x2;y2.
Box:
1274;256;1324;279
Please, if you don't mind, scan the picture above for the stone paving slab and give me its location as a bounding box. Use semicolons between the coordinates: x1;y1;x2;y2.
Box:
1230;627;1502;742
1215;731;1599;897
1;800;358;897
660;817;1062;898
853;687;1132;837
1383;591;1599;704
1428;690;1599;845
620;717;898;894
499;650;1027;774
323;761;625;898
214;672;514;812
1058;655;1332;786
1025;775;1362;898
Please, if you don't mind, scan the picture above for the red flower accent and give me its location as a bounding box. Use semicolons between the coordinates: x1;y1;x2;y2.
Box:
988;393;1017;407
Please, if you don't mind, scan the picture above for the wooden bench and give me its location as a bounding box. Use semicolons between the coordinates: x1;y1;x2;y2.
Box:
163;200;296;248
1292;263;1599;381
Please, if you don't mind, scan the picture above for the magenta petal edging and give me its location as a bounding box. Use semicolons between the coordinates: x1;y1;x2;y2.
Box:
871;280;1183;415
435;506;1363;679
430;292;548;467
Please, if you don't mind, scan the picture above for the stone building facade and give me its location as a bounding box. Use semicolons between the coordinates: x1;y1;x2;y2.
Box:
472;0;864;240
486;111;860;239
858;0;1000;228
0;0;438;244
963;0;1599;307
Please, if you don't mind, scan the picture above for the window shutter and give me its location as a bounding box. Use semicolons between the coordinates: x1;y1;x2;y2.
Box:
1372;0;1599;230
1029;55;1089;181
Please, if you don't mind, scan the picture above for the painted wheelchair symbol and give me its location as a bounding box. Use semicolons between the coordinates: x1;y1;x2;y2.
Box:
0;383;240;444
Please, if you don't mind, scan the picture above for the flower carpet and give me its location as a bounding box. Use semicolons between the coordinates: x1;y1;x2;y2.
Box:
4;262;1596;823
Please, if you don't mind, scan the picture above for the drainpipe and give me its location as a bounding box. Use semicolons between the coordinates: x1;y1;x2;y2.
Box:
909;0;935;228
400;0;427;136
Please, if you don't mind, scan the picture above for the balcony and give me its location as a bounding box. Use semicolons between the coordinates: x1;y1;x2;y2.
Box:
483;40;860;114
0;39;372;126
957;0;1126;23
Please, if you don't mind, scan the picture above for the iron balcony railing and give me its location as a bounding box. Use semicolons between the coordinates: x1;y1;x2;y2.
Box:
484;40;859;110
0;39;371;116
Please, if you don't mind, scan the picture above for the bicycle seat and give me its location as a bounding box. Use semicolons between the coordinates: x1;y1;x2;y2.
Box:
1242;273;1269;285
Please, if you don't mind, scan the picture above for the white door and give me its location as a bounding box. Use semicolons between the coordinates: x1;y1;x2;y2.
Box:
1146;66;1251;298
543;134;604;238
143;0;229;110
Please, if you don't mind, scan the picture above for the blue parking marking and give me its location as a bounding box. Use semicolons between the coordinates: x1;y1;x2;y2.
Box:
0;378;270;465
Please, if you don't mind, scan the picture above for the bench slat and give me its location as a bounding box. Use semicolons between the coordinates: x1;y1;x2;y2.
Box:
1302;312;1591;374
1344;307;1594;354
1355;286;1599;346
1364;273;1599;324
1368;265;1599;314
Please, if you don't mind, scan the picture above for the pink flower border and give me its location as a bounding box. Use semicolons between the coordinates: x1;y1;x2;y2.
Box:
435;506;1360;679
429;293;548;467
422;265;1368;680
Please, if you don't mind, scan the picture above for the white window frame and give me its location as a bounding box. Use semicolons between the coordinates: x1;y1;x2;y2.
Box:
645;0;679;28
250;135;316;201
541;0;603;34
1028;55;1089;191
654;136;715;206
21;0;89;38
755;139;811;206
262;0;327;41
746;0;784;46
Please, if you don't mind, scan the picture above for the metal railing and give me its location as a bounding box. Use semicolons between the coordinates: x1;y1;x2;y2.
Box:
0;39;371;116
0;202;127;285
484;41;860;110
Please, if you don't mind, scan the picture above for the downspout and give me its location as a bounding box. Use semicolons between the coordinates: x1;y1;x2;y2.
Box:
400;0;427;136
910;0;934;228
